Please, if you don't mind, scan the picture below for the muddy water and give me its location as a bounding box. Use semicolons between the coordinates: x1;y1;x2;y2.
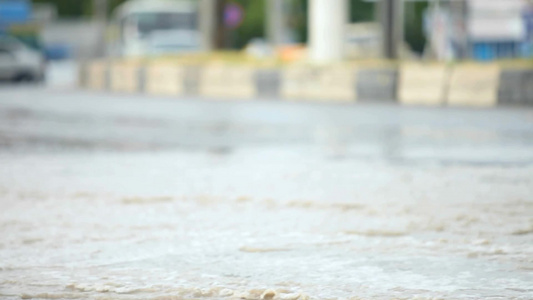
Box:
0;148;532;299
1;88;532;299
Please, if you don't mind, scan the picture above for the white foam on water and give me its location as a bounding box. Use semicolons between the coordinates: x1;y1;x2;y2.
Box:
0;147;532;299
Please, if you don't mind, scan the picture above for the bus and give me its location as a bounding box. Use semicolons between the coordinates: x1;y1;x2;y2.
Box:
113;0;200;57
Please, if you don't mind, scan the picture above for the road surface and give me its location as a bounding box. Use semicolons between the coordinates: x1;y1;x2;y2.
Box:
0;87;532;300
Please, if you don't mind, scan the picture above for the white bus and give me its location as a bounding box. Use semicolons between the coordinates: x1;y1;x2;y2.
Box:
113;0;200;57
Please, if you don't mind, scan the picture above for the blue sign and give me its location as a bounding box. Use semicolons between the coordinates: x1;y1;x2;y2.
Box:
0;0;31;24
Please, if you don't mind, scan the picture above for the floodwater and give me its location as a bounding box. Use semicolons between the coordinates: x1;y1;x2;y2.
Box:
0;88;532;299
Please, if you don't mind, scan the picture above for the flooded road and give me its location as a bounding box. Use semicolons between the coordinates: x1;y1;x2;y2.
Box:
1;88;532;299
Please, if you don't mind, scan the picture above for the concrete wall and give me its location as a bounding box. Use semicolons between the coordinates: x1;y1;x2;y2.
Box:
498;69;533;106
399;64;449;106
80;60;533;107
357;68;397;102
281;66;356;102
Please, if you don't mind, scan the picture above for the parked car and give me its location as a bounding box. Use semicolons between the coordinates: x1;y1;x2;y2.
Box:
0;35;45;82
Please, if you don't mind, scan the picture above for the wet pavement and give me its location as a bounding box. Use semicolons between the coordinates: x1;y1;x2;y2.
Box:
0;87;532;299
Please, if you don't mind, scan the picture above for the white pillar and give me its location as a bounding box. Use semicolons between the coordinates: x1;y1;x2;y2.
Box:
308;0;348;62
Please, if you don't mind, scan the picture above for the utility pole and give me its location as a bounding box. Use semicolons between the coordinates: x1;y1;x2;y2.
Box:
199;0;217;52
214;0;227;49
93;0;108;58
380;0;402;59
308;0;348;62
267;0;284;48
450;0;468;59
94;0;107;21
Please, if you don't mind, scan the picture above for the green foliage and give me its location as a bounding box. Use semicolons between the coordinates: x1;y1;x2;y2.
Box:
229;0;266;49
31;0;128;18
404;1;428;53
293;0;308;43
32;0;86;17
349;0;374;23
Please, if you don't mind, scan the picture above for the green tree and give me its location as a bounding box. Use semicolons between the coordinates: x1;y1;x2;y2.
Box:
349;0;374;23
228;0;266;49
32;0;86;17
31;0;128;18
404;1;428;53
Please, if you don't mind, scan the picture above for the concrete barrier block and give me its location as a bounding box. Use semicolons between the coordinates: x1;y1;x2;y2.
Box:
137;66;146;93
357;68;397;102
522;70;533;105
78;62;88;88
110;62;141;93
523;71;533;106
498;69;525;105
302;69;323;100
145;63;186;96
230;67;255;98
198;65;225;97
199;65;254;99
184;65;201;95
282;66;356;102
314;67;357;102
399;64;448;106
281;66;314;100
255;69;281;99
448;65;500;107
86;60;109;91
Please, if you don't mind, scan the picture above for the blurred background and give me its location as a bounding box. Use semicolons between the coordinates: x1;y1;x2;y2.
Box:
2;0;533;69
2;0;533;87
1;1;533;299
